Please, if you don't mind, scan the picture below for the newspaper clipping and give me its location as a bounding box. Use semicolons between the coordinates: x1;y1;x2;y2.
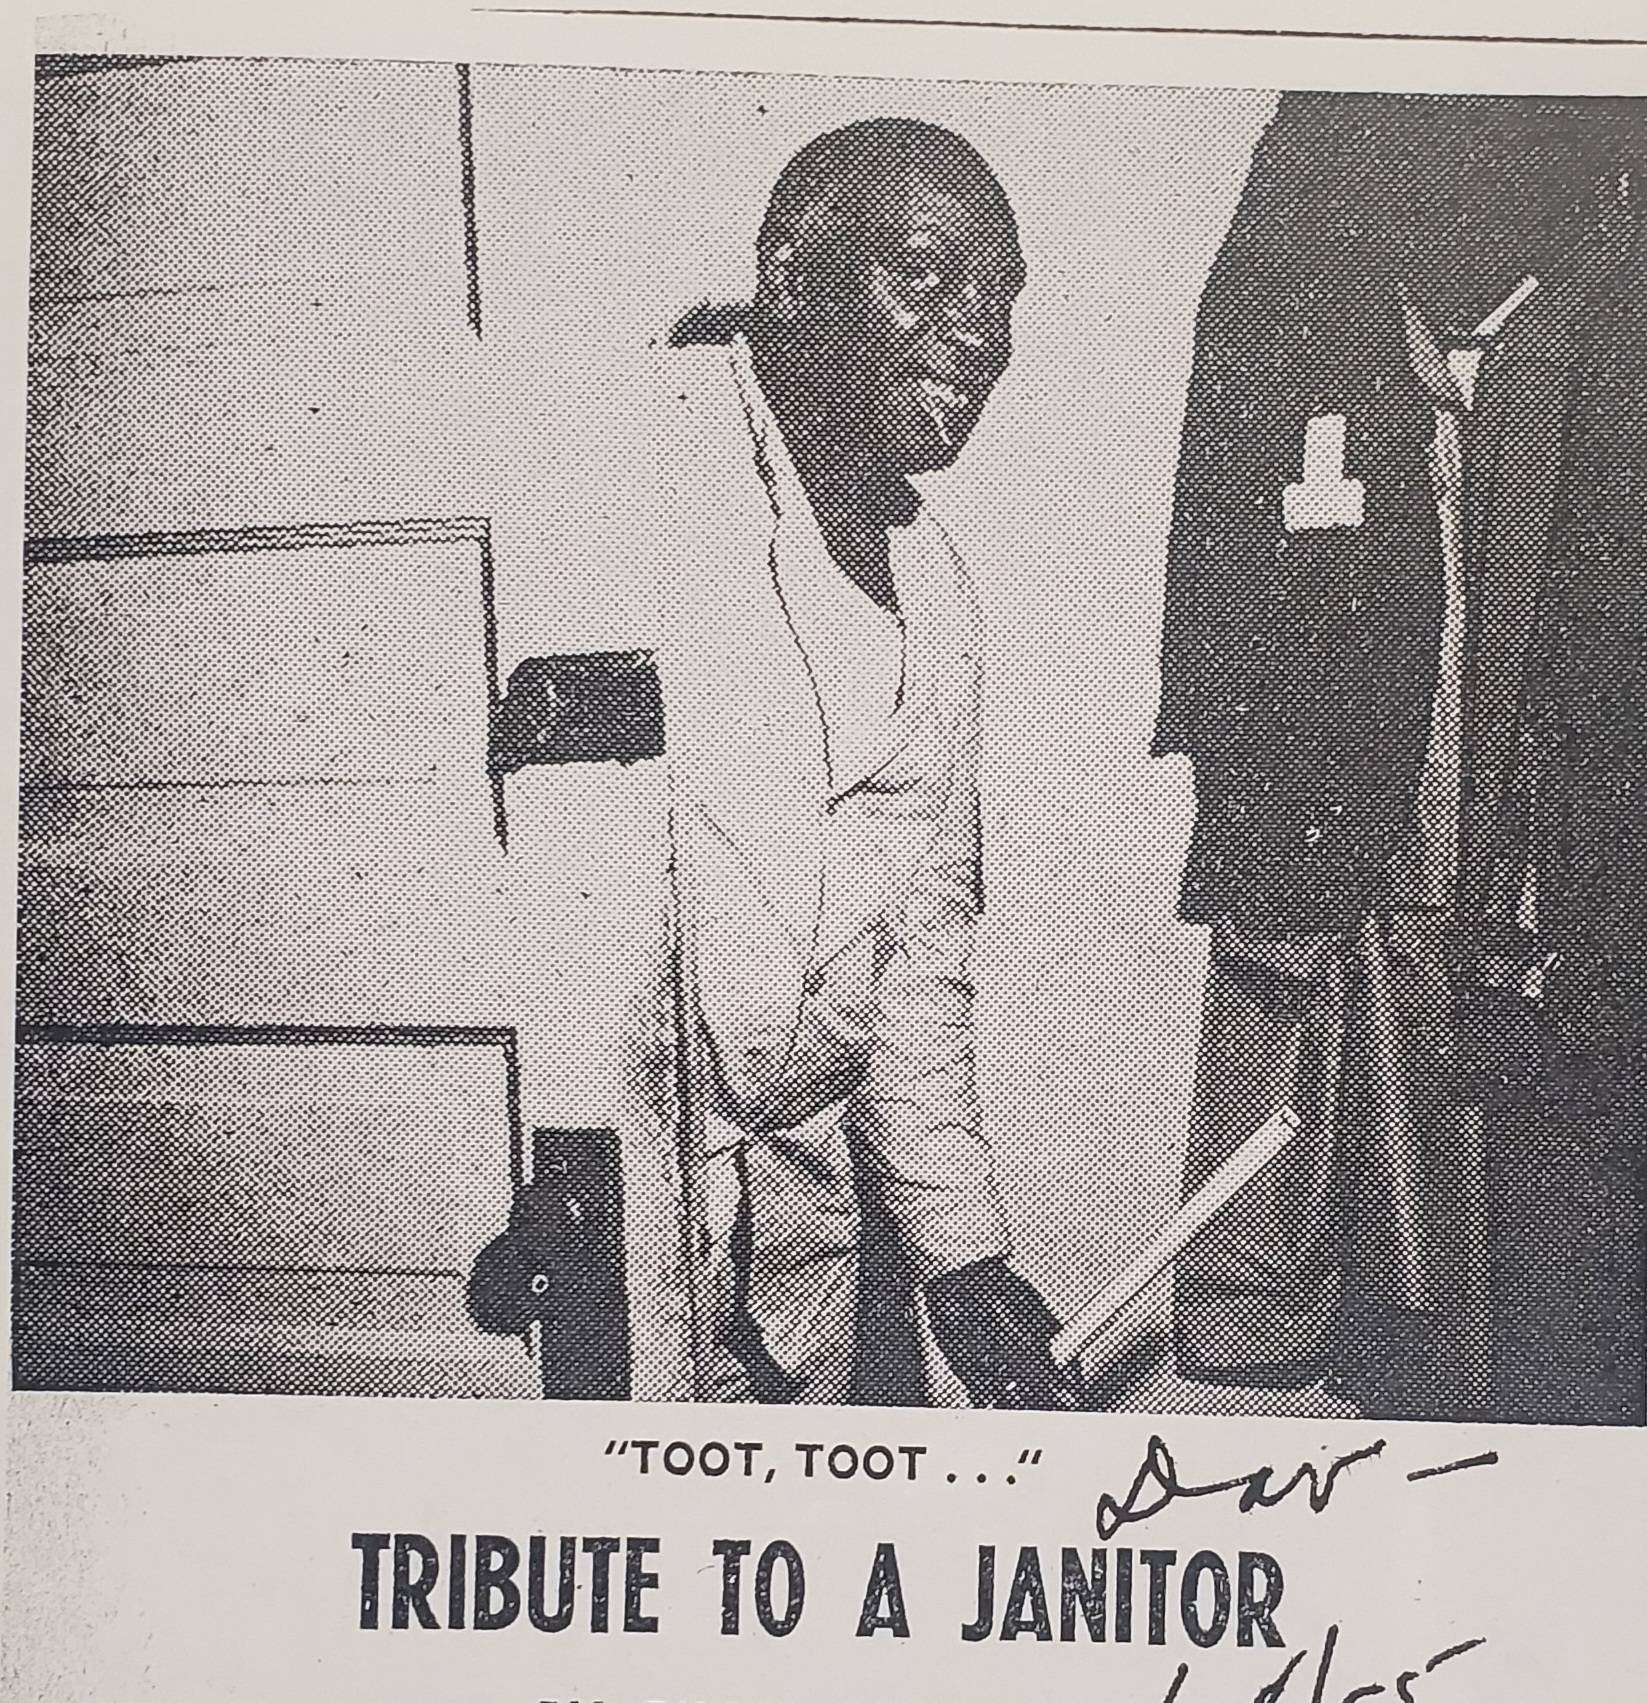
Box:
4;5;1645;1700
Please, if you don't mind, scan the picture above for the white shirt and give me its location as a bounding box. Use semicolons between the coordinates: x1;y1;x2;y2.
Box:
671;336;1006;1279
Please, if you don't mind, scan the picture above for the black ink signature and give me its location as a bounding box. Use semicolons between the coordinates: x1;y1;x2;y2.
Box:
1405;1451;1498;1483
1097;1434;1387;1540
1164;1626;1487;1702
1256;1625;1486;1702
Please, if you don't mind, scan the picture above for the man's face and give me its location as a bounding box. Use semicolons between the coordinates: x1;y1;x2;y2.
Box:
790;171;1025;475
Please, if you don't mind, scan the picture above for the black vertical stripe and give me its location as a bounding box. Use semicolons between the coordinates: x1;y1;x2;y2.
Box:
458;68;505;847
457;64;484;338
478;525;510;851
502;1031;525;1196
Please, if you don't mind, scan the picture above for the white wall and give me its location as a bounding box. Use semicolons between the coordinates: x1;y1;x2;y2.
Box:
468;66;1274;1368
25;58;1278;1403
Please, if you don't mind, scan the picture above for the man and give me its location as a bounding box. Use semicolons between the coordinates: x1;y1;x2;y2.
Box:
1156;94;1647;1423
629;118;1073;1408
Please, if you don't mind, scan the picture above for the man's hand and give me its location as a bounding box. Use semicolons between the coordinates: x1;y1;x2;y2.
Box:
925;1257;1083;1410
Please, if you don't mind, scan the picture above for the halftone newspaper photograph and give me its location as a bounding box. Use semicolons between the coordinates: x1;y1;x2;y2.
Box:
4;8;1645;1701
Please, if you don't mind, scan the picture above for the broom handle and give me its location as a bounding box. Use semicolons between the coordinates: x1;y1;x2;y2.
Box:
1051;1104;1302;1370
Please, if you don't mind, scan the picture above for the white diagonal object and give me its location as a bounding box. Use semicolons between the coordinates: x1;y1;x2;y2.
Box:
1051;1104;1303;1369
1474;274;1539;340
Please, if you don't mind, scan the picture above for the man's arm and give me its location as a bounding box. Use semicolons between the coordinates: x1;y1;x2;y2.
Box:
845;691;1076;1410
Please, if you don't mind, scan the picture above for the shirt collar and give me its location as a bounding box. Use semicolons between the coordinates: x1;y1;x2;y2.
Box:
729;331;802;518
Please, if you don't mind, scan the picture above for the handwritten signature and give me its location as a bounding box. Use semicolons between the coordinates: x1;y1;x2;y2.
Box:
1162;1625;1486;1703
1097;1436;1499;1540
